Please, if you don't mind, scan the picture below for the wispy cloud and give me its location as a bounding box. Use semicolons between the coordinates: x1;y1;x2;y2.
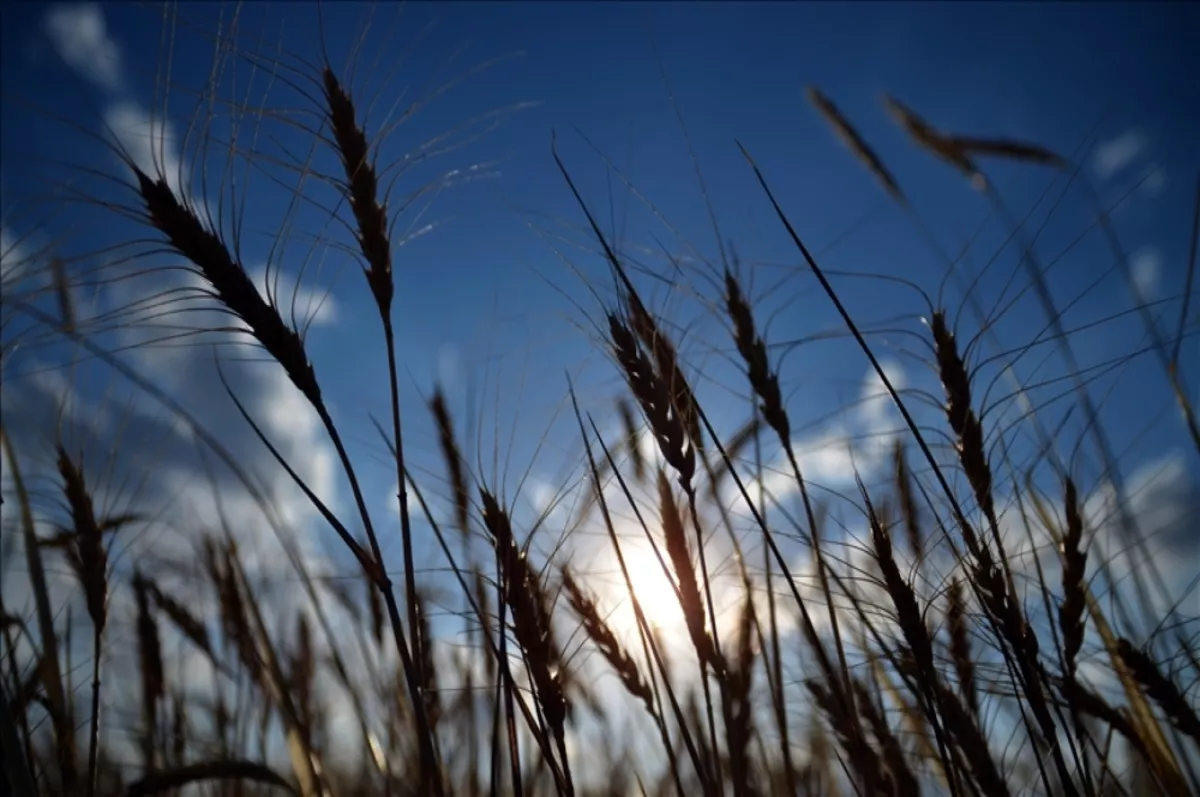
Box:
249;267;340;329
723;360;909;518
1000;449;1198;619
1130;246;1162;300
1092;130;1147;182
104;101;189;199
437;342;463;392
43;3;123;92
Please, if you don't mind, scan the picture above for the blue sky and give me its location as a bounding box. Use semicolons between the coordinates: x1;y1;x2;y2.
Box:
2;2;1199;770
2;0;1196;564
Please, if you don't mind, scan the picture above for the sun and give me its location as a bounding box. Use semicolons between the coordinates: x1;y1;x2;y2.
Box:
613;546;686;636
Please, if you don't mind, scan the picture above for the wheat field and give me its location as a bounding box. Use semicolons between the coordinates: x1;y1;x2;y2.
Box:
1;3;1197;796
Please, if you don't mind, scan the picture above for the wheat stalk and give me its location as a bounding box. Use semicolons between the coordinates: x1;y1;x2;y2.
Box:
144;579;216;663
851;678;920;796
806;679;886;795
933;679;1011;797
610;314;696;487
894;442;923;562
55;445;107;797
479;489;572;793
806;86;907;204
725;592;758;797
1059;478;1088;682
133;167;321;406
1117;640;1200;743
617;397;646;484
413;592;442;732
946;578;981;722
133;572;164;774
430;386;472;541
561;568;655;718
657;469;717;673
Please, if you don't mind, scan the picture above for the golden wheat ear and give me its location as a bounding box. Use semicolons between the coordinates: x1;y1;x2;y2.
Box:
133;166;323;406
321;66;393;315
862;475;937;694
806;678;888;795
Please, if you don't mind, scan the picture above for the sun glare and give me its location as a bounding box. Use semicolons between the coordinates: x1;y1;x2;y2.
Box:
616;548;686;636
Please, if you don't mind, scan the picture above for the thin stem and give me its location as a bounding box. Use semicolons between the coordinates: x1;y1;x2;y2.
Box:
383;322;423;683
86;624;102;797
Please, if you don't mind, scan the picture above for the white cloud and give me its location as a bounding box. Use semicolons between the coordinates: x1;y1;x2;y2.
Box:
255;368;339;519
859;359;905;427
250;267;339;329
722;361;908;519
0;226;28;287
853;358;907;471
526;477;561;520
1130;247;1162;300
1003;365;1034;418
1092;130;1147;182
104;101;189;199
17;362;111;435
999;450;1197;627
792;428;855;484
44;3;123;92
